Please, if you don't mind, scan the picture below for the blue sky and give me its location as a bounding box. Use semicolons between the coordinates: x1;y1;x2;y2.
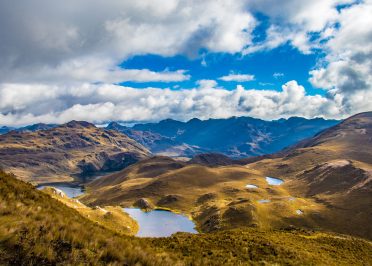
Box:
120;44;323;95
0;0;371;126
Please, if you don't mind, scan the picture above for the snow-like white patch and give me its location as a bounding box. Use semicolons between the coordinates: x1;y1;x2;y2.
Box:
52;188;66;198
95;206;108;213
296;209;304;215
245;184;258;189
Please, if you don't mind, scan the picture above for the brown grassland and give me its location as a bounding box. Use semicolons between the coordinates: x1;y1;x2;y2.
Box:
1;170;371;265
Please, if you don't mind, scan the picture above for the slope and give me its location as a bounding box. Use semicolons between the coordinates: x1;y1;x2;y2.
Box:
249;111;372;239
1;170;371;265
0;121;150;183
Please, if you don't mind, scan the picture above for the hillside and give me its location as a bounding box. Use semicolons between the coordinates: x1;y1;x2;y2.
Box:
1;171;371;265
247;112;372;238
0;121;150;184
82;156;325;234
82;112;372;239
0;170;175;265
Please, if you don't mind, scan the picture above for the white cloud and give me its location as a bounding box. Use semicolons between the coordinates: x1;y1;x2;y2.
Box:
0;81;343;127
0;0;256;84
309;1;372;114
273;72;284;79
219;73;255;82
0;0;370;125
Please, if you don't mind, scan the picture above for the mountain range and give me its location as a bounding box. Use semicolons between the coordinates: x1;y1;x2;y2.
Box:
0;121;149;183
107;116;339;158
82;112;372;239
0;112;371;264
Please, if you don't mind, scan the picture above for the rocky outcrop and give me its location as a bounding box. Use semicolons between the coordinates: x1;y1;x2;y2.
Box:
134;198;154;210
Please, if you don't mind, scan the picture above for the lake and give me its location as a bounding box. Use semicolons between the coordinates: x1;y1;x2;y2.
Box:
123;208;198;237
37;183;84;198
265;176;284;185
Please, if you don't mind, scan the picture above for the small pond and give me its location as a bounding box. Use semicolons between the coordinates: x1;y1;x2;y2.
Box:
123;208;197;237
37;183;84;198
257;199;271;203
246;184;258;189
265;176;284;186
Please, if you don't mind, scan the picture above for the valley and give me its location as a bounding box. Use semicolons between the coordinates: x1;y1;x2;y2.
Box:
1;170;371;265
0;113;371;265
80;112;372;239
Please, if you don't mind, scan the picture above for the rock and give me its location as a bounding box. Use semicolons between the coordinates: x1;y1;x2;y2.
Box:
134;198;154;210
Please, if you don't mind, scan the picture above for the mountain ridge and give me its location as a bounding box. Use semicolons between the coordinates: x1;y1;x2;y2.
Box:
0;121;150;183
82;112;372;239
108;116;340;158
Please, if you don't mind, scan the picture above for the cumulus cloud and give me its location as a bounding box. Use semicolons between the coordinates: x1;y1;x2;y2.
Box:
309;1;372;114
244;0;357;54
0;81;342;126
0;0;255;84
0;0;371;126
219;73;255;82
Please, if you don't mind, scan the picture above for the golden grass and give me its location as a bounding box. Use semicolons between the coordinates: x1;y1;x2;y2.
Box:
1;170;371;265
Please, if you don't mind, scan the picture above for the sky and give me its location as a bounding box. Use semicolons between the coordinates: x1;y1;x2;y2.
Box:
0;0;371;126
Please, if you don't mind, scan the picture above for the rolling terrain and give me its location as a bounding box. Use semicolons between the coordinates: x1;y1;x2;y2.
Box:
82;112;372;239
107;116;339;158
1;170;371;265
249;111;372;239
0;121;150;184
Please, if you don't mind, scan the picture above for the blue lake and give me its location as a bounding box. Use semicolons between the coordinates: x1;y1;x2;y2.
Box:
37;183;84;198
265;176;284;186
123;208;198;237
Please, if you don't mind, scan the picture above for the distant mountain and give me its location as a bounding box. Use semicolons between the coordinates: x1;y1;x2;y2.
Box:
0;121;150;183
110;116;340;158
0;126;13;134
83;112;372;239
17;123;57;132
0;123;57;135
107;122;205;157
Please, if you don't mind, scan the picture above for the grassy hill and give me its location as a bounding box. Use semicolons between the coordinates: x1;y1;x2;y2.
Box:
82;112;372;239
0;170;175;265
249;112;372;239
0;121;150;184
81;156;327;233
1;170;371;265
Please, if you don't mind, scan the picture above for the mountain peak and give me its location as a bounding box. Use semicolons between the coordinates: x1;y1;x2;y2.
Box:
107;121;127;130
63;120;96;129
